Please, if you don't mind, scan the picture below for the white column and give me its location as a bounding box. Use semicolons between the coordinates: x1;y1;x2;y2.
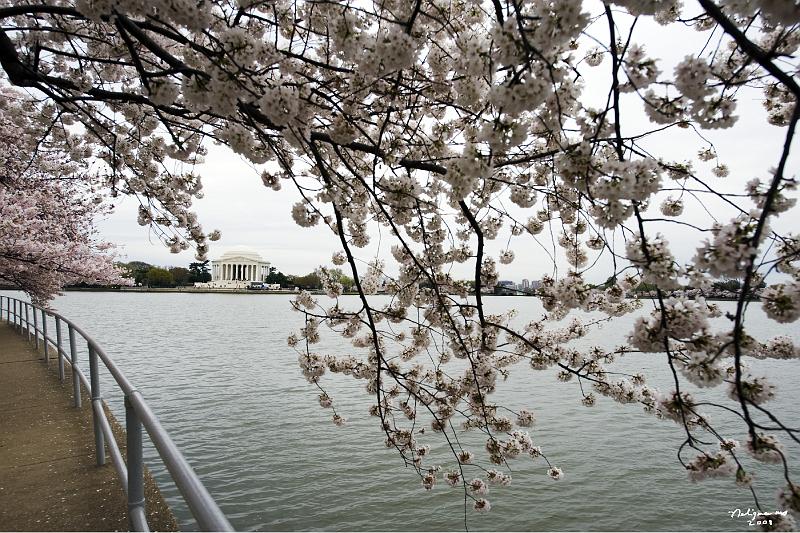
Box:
249;264;254;281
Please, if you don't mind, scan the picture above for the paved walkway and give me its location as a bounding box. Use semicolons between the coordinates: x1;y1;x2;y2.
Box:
0;323;177;531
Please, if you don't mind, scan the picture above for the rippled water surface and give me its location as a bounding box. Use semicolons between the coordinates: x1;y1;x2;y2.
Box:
5;291;798;531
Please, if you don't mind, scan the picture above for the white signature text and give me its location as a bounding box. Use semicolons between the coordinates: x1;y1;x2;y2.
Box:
728;508;789;527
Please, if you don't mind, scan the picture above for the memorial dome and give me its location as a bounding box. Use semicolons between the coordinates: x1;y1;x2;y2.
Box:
218;246;265;262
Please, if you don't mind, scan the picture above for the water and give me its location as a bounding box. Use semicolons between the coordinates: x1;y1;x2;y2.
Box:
4;291;798;531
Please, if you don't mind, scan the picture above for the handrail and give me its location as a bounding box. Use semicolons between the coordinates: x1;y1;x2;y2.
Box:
0;295;233;532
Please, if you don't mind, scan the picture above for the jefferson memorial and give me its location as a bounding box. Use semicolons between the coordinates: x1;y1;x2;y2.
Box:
199;246;271;289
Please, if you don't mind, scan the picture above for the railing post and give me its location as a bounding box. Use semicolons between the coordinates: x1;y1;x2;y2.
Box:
33;304;39;351
24;302;30;340
68;325;81;408
125;395;148;531
41;309;49;363
55;316;65;382
88;344;106;466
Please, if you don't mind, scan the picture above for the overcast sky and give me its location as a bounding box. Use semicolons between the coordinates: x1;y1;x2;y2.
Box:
96;8;800;282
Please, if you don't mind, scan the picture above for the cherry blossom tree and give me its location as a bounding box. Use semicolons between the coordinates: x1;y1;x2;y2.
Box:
0;89;128;303
1;0;799;528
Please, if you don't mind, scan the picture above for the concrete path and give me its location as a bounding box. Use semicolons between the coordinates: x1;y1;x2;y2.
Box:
0;323;177;531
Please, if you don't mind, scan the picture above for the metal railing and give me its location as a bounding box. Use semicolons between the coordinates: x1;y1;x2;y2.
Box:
0;295;233;532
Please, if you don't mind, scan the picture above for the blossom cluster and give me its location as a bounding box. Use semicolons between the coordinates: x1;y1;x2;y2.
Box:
0;91;128;302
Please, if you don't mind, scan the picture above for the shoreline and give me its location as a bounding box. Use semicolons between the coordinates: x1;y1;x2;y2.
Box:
24;287;757;301
63;286;305;294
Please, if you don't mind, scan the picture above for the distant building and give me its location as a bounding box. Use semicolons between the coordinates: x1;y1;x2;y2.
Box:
495;280;516;295
195;246;271;289
522;279;530;289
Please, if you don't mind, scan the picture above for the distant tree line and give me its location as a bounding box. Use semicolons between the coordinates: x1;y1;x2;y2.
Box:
116;260;213;287
113;261;355;290
631;277;766;294
284;268;355;291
